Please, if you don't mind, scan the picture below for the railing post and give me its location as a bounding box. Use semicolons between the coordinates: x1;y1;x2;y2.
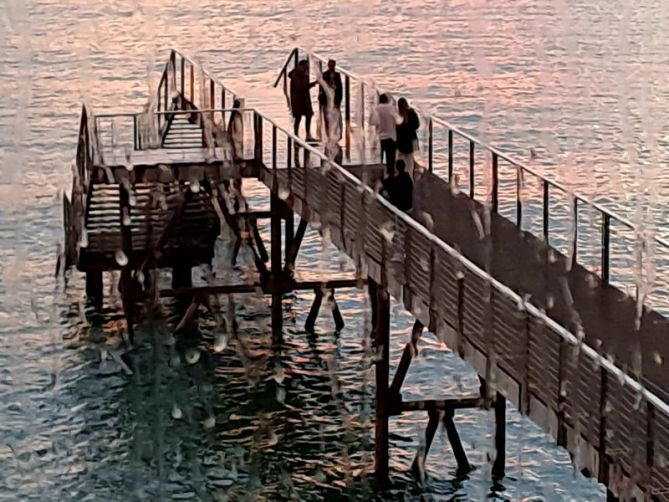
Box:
345;75;351;150
180;56;185;97
602;213;610;283
272;125;277;169
221;88;226;112
164;75;168;114
516;167;523;227
133;115;138;150
572;198;578;269
287;136;292;169
448;129;454;182
189;63;194;103
210;79;215;120
428;118;433;173
360;83;365;129
170;50;176;93
492;152;499;213
253;113;263;162
543;180;549;242
469;141;475;199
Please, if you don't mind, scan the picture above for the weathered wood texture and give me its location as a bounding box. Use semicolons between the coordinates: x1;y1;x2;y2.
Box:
260;162;669;499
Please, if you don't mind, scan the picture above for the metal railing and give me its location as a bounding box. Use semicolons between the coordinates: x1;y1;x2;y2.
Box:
275;47;668;312
94;108;257;162
157;50;241;138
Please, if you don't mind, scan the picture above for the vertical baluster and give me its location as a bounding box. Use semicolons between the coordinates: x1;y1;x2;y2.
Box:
180;56;185;98
572;198;579;268
345;75;351;150
469;141;475;199
602;213;610;283
543;180;550;242
133;115;138;150
492;152;499;213
287;136;292;169
189;63;194;103
210;79;215;122
428;118;433;173
516;167;523;228
272;125;277;169
448;129;454;182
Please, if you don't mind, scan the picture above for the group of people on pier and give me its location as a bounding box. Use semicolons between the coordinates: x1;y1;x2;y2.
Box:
288;58;419;212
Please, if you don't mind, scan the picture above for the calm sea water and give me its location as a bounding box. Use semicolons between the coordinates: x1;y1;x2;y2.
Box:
2;0;668;499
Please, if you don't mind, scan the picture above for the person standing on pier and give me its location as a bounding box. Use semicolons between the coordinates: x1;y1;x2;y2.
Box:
318;59;343;141
371;93;398;177
396;97;420;180
288;59;317;141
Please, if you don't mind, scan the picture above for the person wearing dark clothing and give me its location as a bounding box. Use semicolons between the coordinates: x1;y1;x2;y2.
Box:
396;97;420;180
318;59;343;140
288;59;317;140
381;160;413;212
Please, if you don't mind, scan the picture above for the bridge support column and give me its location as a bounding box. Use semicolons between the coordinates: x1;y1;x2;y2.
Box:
172;266;192;289
85;270;103;307
492;392;506;482
371;278;390;485
270;194;283;342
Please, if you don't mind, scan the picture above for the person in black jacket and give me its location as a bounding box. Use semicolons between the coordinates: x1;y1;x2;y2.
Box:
289;60;317;140
318;59;343;141
396;97;420;180
381;160;413;212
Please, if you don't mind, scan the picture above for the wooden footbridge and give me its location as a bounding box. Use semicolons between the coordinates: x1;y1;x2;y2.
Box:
62;49;669;499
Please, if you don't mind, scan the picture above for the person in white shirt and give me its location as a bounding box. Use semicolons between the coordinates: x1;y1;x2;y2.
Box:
371;93;398;176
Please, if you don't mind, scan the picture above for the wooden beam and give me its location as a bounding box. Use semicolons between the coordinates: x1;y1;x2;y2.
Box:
305;289;323;333
373;279;390;485
389;321;425;397
270;193;283;341
492;392;506;482
330;291;345;332
412;409;440;476
85;270;103;307
158;278;361;299
443;409;472;474
285;218;308;273
396;397;483;415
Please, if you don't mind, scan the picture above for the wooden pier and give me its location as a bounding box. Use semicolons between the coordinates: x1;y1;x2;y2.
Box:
62;49;669;499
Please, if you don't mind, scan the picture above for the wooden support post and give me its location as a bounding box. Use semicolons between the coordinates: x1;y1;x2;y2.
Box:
330;291;345;332
492;392;506;481
251;218;269;263
305;289;323;333
443;409;471;474
412;409;440;475
285;213;294;267
372;279;390;485
389;321;424;397
85;270;103;307
120;268;135;344
285;218;307;274
172;266;192;289
270;194;283;341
